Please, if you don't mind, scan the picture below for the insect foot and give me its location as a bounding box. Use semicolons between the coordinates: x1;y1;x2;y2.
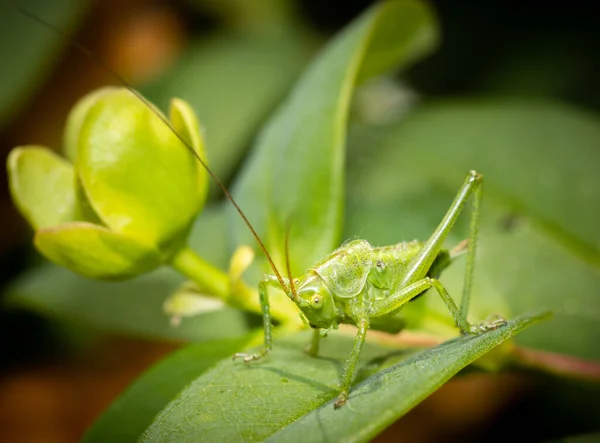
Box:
470;315;508;334
334;392;349;409
232;351;267;364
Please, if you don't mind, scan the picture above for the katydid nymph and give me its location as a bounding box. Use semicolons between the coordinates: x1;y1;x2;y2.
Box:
21;8;507;410
232;170;506;408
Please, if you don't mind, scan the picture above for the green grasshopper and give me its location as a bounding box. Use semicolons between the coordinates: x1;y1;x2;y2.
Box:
22;8;506;411
233;170;506;408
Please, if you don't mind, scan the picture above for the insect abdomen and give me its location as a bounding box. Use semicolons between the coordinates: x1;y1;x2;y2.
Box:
368;240;423;289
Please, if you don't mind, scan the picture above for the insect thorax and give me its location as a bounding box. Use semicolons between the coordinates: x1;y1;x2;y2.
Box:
306;239;453;331
311;239;423;295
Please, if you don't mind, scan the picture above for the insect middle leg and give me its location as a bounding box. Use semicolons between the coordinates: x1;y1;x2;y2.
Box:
336;276;487;409
334;318;369;409
306;328;321;357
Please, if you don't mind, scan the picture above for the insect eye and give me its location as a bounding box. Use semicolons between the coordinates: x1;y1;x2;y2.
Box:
311;294;323;310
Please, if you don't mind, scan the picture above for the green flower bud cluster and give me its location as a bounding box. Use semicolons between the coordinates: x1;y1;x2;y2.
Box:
8;87;208;280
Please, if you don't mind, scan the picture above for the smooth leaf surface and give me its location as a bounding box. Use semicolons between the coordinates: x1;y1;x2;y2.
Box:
345;100;600;360
140;312;543;442
83;335;256;443
229;1;438;275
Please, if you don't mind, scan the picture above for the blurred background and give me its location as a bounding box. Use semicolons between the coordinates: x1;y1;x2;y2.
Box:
1;1;599;442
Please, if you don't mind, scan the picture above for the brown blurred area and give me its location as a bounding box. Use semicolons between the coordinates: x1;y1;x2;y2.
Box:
0;337;179;443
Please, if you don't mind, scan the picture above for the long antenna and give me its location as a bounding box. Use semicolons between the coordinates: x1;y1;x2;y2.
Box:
284;223;297;301
18;7;290;293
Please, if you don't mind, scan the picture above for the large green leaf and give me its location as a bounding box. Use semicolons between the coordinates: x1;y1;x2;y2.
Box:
0;0;89;128
82;335;256;443
139;312;543;442
229;1;439;275
345;100;600;360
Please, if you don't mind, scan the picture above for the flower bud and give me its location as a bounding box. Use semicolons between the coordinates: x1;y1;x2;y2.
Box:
7;87;209;279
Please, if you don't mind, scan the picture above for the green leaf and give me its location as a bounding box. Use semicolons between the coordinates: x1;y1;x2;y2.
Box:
4;263;254;342
7;146;78;229
345;100;600;360
380;100;600;264
229;1;439;274
139;312;543;442
0;0;90;128
34;222;162;279
82;335;256;443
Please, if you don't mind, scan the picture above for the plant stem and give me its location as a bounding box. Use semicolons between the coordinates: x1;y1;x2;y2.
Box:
170;245;267;317
170;245;305;326
170;246;229;298
510;346;600;381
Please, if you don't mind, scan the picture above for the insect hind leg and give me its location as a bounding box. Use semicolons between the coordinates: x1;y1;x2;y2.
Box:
399;171;484;321
369;277;491;335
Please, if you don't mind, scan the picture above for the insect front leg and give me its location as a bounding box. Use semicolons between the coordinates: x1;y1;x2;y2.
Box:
334;318;369;409
306;328;321;357
233;275;283;362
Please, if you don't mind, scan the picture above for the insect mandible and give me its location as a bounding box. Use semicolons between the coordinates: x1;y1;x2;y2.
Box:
21;8;507;410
